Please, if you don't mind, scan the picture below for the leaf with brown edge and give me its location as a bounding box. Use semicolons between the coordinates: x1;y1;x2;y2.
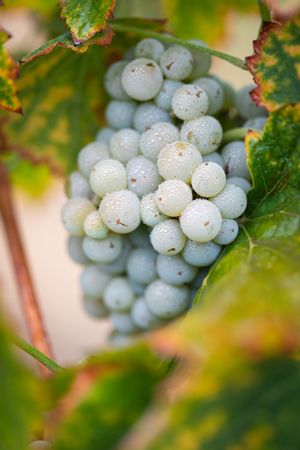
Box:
20;25;114;65
0;27;22;113
246;16;300;111
45;344;173;450
61;0;116;44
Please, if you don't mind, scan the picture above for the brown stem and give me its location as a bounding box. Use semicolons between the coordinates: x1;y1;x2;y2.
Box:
0;162;53;377
5;143;64;178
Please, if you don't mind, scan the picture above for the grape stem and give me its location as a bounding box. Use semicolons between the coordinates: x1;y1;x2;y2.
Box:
110;23;248;70
13;335;63;373
222;127;248;144
258;0;272;22
0;162;54;377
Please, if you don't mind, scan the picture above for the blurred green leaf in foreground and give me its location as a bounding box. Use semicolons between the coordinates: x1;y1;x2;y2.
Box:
0;312;42;450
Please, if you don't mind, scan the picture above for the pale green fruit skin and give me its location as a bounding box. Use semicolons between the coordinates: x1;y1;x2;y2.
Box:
99;190;141;234
210;183;247;219
104;277;135;312
150;219;186;255
80;265;111;298
121;58;163;101
89;159;127;198
127;248;157;285
82;234;123;263
111;312;137;334
155;180;193;217
82;295;109;319
171;84;209;120
83;210;109;240
77;141;110;178
214;219;239;245
157;141;202;184
191;162;226;198
145;279;189;319
104;60;129;100
67;236;90;265
131;298;163;330
160;45;193;80
180;116;223;155
61;198;95;237
157;254;198;285
182;240;222;267
180;199;222;243
193;77;224;115
135;39;165;62
105;100;137;129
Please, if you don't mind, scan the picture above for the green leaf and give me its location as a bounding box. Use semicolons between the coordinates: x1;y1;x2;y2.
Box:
6;45;108;177
0;314;42;450
246;16;300;111
51;344;171;450
145;356;300;450
199;105;300;296
61;0;116;44
0;27;22;113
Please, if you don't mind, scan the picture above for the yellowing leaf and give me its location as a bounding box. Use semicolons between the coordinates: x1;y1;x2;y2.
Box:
49;345;171;450
62;0;116;44
0;27;22;113
7;45;108;177
246;16;300;111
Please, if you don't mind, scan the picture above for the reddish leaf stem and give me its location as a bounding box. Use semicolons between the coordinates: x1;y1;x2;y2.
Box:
0;162;53;377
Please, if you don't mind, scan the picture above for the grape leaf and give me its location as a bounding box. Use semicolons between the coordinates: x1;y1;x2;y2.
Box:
50;345;171;450
143;355;300;450
6;45;108;176
246;16;300;111
137;248;300;450
61;0;116;44
0;27;22;113
0;313;42;450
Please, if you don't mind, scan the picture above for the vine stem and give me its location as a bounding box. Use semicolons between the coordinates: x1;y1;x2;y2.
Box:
0;162;53;377
258;0;272;22
111;23;248;70
222;127;248;144
13;335;62;373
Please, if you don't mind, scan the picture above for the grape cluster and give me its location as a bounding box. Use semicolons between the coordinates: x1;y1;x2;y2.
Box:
61;38;266;341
